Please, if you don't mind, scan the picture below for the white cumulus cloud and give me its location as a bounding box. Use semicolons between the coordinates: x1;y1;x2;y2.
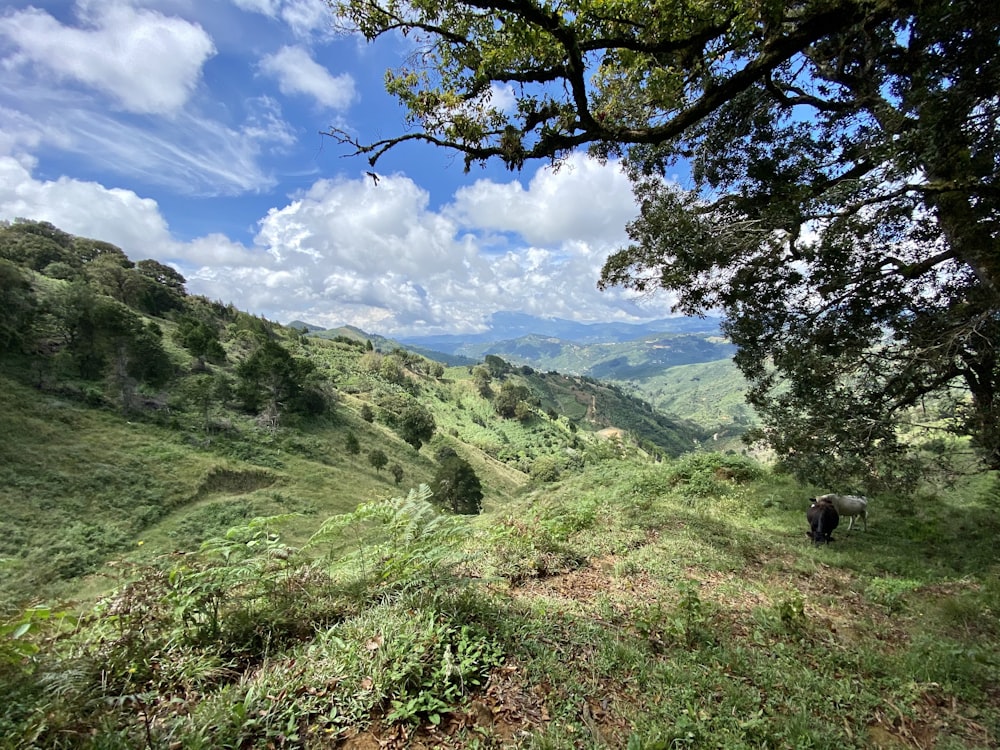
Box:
0;2;216;115
0;156;174;255
447;152;638;245
178;161;652;333
260;46;356;110
0;154;663;336
231;0;331;37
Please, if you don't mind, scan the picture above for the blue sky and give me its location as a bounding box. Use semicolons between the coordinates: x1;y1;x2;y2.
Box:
0;0;679;335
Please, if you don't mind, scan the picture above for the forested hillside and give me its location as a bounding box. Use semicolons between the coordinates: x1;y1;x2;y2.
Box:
445;337;752;449
311;322;745;448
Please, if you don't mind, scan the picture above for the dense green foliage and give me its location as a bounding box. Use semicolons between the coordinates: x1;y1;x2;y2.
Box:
601;0;1000;481
328;0;1000;488
431;449;484;515
0;260;36;353
397;403;437;449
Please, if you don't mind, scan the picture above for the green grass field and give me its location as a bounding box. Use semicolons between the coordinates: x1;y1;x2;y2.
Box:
3;449;997;749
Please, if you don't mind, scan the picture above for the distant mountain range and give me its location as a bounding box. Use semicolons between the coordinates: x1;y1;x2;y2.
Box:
294;313;745;435
293;311;736;379
396;311;725;352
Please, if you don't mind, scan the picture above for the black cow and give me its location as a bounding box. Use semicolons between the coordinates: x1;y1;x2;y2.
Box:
806;496;839;545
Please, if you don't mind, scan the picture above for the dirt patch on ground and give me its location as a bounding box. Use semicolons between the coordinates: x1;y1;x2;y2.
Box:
866;685;997;749
512;554;660;611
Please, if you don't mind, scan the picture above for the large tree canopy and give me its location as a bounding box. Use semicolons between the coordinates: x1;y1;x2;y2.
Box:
329;0;1000;484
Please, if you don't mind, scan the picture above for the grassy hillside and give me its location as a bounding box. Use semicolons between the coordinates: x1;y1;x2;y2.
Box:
522;369;707;457
3;221;998;748
422;332;750;448
3;453;998;748
622;358;755;443
0;311;699;609
0;218;705;607
0;342;600;607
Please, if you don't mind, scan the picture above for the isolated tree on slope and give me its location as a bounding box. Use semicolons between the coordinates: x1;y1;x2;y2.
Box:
236;339;317;416
328;0;1000;485
432;454;483;515
368;448;389;474
398;403;436;449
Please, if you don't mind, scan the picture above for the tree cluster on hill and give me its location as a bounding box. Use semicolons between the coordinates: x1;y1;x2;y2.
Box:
0;218;329;423
327;0;1000;487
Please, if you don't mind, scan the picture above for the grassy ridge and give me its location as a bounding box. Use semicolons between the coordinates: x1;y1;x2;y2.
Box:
3;454;997;748
0;352;535;607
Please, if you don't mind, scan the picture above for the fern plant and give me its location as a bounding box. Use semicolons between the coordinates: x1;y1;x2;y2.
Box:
306;484;471;599
167;513;349;656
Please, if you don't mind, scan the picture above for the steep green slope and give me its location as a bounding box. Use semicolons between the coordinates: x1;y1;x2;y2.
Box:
0;362;433;605
624;358;755;436
0;221;706;608
0;344;554;607
430;332;749;447
523;369;707;456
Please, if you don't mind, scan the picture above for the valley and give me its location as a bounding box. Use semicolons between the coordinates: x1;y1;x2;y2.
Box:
1;221;997;749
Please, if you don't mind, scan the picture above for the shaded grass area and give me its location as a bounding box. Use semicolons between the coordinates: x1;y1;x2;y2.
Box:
0;378;212;604
2;455;997;749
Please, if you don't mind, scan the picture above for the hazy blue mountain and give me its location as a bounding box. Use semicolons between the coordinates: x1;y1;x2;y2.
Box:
447;332;736;377
296;313;733;376
397;312;724;353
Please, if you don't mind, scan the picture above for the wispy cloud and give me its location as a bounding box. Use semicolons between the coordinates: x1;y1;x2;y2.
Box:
260;46;356;110
1;43;297;196
230;0;331;37
4;89;287;196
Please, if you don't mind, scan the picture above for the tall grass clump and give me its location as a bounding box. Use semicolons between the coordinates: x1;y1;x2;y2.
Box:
0;489;509;748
